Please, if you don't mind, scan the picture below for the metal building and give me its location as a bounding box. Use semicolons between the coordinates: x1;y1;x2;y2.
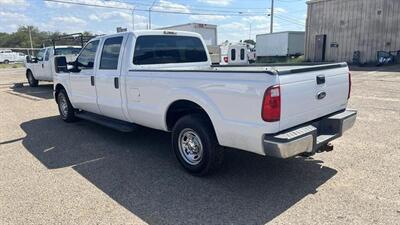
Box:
305;0;400;64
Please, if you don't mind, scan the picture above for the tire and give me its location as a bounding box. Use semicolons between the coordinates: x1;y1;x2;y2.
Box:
172;114;224;176
4;60;9;64
27;70;38;87
57;89;76;122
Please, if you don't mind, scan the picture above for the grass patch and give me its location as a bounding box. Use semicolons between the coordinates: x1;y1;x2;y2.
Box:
0;63;24;69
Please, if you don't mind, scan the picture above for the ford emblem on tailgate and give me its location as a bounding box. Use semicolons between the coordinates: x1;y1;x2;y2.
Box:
317;91;327;100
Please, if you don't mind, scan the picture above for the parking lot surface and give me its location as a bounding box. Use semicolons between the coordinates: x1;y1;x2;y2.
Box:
0;66;399;225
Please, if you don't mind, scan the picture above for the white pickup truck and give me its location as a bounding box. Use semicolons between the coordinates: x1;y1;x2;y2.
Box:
25;46;81;87
53;30;357;175
0;50;26;64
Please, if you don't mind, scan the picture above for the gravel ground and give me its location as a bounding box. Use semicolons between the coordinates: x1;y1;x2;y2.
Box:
0;66;399;225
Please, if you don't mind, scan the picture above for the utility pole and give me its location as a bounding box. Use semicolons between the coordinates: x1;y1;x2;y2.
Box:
132;7;136;31
28;26;34;56
249;23;252;40
148;0;157;30
270;0;274;33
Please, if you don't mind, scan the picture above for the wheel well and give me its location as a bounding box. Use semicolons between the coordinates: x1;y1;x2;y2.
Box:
26;69;31;78
54;84;65;103
166;100;214;131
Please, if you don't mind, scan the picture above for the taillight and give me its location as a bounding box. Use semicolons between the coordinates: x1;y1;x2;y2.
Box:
223;56;228;63
348;72;351;99
262;85;281;122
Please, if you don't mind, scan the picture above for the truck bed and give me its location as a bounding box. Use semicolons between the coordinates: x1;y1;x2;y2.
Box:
132;62;347;74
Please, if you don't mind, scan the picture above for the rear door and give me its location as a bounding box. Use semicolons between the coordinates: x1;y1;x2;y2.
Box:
33;49;45;79
278;65;349;131
95;35;127;121
42;48;53;80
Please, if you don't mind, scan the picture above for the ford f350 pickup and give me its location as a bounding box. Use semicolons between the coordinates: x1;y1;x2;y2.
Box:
53;30;356;175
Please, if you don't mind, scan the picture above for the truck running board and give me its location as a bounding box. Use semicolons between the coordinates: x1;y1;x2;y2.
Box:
75;111;138;132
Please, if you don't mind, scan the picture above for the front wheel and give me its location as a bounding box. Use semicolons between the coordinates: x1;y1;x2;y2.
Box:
27;70;38;87
57;89;76;122
172;114;224;176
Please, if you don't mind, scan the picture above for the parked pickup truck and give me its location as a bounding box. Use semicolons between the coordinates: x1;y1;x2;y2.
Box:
25;46;81;87
0;49;26;64
53;30;357;176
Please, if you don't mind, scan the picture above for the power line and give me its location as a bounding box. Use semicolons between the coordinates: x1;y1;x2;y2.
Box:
44;0;267;16
43;0;305;29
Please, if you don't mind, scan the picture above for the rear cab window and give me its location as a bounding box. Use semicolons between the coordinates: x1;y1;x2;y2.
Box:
55;47;81;56
99;36;123;70
133;35;208;65
240;48;245;60
231;49;236;61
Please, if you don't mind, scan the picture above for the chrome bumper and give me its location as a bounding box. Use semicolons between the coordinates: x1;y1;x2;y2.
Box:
263;110;357;158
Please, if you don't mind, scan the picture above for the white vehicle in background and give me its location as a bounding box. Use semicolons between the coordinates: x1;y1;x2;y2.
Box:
0;49;26;64
53;30;356;176
220;43;256;65
25;46;81;87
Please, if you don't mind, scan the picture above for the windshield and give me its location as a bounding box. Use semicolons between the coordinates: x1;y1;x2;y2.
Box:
54;47;81;56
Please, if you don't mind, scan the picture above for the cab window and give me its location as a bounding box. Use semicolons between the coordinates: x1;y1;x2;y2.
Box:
99;36;123;70
36;49;45;61
133;35;208;65
44;49;50;61
76;40;100;70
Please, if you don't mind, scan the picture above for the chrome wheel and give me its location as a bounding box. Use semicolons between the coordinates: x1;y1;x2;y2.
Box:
58;93;69;117
178;128;204;165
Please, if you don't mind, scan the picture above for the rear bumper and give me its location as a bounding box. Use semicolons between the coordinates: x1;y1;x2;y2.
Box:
263;109;357;158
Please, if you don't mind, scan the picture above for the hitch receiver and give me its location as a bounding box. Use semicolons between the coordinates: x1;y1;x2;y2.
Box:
317;143;334;153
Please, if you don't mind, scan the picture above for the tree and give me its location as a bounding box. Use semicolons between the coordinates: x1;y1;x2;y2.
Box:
0;26;94;48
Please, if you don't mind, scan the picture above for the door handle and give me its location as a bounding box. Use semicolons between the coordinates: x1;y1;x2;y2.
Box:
316;75;325;85
114;77;119;89
90;76;95;86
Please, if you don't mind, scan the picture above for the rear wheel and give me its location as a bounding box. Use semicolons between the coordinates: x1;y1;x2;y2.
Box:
27;70;38;87
4;60;9;64
172;114;223;176
57;89;76;122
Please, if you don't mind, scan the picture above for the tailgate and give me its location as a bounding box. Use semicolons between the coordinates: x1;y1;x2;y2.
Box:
277;64;350;131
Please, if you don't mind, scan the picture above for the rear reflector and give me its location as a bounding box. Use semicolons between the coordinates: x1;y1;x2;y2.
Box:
223;56;228;63
348;72;352;99
262;85;281;122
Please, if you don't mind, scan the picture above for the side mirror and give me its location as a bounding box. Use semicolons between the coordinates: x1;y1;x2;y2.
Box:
54;56;68;73
87;61;94;68
27;56;37;63
68;60;80;73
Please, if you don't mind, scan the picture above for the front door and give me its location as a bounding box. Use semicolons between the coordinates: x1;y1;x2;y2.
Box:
95;35;126;121
69;40;101;114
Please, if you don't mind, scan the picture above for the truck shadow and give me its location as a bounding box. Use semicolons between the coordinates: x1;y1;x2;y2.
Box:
10;83;53;100
20;116;337;225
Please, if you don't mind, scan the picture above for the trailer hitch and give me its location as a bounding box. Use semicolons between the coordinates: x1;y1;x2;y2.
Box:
317;143;334;153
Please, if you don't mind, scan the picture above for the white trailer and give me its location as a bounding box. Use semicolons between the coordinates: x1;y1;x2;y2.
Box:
256;31;305;57
158;23;217;46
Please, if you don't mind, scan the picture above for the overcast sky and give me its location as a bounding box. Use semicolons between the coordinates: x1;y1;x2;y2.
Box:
0;0;307;43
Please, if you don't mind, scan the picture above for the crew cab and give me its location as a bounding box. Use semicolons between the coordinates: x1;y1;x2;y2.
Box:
25;46;81;87
53;30;356;175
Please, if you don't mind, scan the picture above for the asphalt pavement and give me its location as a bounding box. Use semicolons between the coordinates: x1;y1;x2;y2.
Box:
0;66;399;225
